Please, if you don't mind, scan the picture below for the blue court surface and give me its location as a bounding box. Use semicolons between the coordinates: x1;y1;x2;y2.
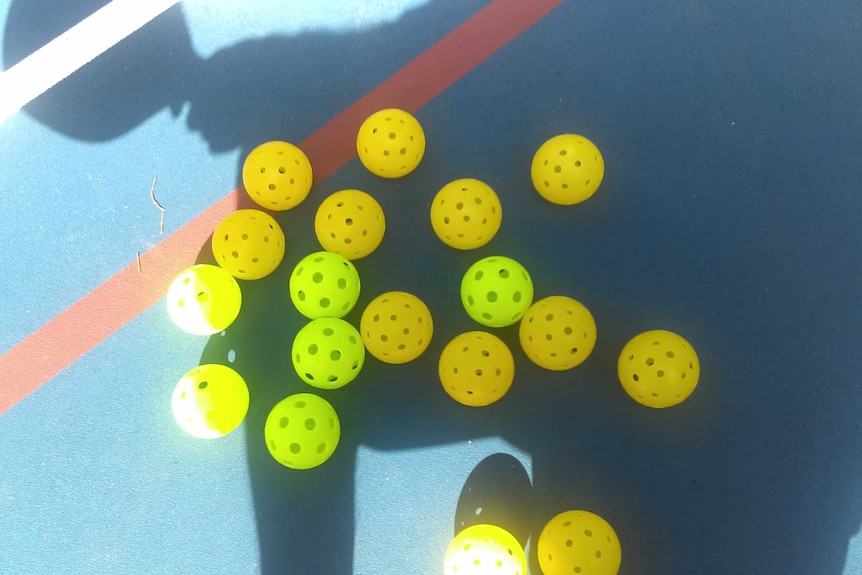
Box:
2;1;862;573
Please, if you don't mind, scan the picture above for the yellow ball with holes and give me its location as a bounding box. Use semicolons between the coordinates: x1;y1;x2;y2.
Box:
356;108;425;178
211;209;286;280
314;189;386;259
519;296;596;371
430;178;502;250
438;331;515;407
242;141;313;211
444;524;527;575
531;134;604;205
617;330;700;408
538;510;622;575
166;264;242;336
360;291;433;364
171;364;250;439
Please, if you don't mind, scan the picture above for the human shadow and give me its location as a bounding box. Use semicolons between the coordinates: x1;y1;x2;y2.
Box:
8;0;862;574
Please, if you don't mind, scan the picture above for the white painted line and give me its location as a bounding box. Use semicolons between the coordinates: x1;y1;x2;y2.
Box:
0;0;182;123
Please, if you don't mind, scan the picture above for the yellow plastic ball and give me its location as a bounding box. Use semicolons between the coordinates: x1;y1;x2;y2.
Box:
444;524;527;575
211;209;286;280
242;141;313;211
166;264;242;336
314;189;386;259
430;178;502;250
171;364;250;439
438;331;515;407
519;296;596;371
531;134;604;205
617;330;700;408
356;108;425;178
360;291;433;364
538;510;622;575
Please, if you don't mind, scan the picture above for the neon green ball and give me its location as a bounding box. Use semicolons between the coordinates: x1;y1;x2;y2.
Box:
171;364;250;439
292;318;365;389
166;264;242;335
289;251;361;319
460;256;534;328
264;393;341;469
444;524;527;575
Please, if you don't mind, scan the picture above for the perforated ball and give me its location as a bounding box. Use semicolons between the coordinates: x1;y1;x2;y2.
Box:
360;291;433;364
166;264;242;336
430;178;502;250
211;209;285;280
292;318;365;390
242;140;313;211
264;393;340;470
314;189;386;260
538;510;622;575
289;251;361;319
618;330;700;408
438;331;515;407
519;296;597;371
356;108;425;178
171;364;249;439
460;256;534;328
444;524;527;575
531;134;604;205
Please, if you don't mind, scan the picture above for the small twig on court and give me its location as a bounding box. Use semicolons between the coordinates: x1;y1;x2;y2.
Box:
136;251;142;273
149;177;165;234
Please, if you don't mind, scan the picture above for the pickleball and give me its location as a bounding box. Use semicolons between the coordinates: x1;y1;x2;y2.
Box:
438;331;515;407
460;256;534;328
264;393;340;469
166;264;242;335
519;295;597;370
618;329;700;408
430;178;502;250
531;134;604;205
356;108;425;178
211;209;286;280
314;189;386;260
292;318;365;389
171;364;249;439
242;140;313;211
359;291;433;364
444;524;527;575
538;510;622;575
289;251;361;319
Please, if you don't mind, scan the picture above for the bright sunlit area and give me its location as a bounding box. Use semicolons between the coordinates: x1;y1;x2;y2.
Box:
183;0;432;58
0;0;431;123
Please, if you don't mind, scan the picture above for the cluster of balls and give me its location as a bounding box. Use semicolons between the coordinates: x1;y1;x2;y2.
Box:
444;510;621;575
163;109;434;471
434;140;700;414
162;107;702;573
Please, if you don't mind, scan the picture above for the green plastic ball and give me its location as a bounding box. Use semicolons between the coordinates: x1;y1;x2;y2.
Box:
292;318;365;389
264;393;341;469
171;364;249;439
460;256;534;328
289;251;361;319
166;264;242;335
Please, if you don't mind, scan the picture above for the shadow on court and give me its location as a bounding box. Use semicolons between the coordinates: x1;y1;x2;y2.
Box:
6;0;862;573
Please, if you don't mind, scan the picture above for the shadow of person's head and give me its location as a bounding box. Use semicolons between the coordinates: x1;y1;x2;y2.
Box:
2;0;198;141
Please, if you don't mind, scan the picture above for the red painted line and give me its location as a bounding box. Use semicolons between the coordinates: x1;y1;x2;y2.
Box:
0;0;564;416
